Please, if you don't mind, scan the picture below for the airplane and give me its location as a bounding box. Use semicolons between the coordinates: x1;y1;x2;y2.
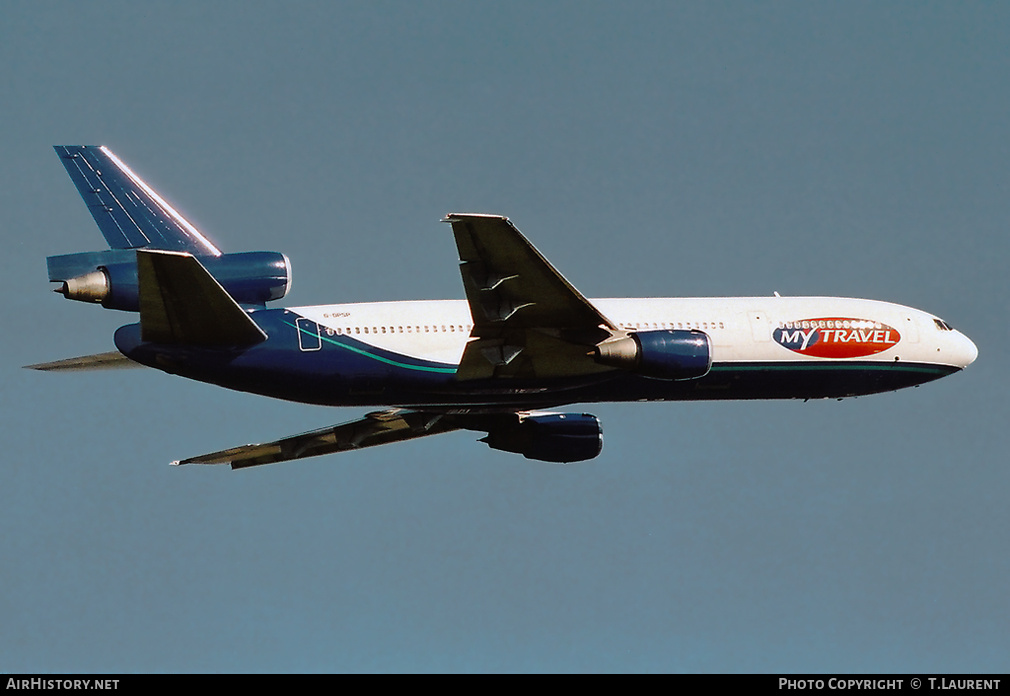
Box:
28;146;978;469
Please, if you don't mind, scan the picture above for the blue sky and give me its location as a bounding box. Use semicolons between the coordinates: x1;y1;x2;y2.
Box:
2;1;1008;672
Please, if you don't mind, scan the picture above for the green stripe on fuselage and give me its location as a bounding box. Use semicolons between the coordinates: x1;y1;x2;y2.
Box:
286;320;458;374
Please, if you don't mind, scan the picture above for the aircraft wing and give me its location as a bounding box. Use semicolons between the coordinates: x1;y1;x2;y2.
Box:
174;408;459;469
443;213;618;380
54;146;221;255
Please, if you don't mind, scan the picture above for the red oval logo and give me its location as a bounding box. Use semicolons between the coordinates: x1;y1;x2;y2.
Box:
773;318;900;358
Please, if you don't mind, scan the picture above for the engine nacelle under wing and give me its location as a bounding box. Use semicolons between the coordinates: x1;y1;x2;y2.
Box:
49;250;292;311
481;413;603;463
594;329;712;380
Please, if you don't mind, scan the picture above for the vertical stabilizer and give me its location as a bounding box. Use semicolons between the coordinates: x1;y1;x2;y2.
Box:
54;146;221;255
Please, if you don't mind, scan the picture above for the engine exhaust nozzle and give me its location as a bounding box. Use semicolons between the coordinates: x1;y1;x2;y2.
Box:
55;269;109;304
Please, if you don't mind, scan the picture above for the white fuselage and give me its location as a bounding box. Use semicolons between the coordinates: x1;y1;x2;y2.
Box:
290;296;977;371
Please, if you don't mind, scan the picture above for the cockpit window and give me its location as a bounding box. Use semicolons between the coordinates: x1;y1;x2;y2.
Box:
934;318;954;331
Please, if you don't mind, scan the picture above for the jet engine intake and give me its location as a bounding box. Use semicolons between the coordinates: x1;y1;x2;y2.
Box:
481;413;603;463
594;329;712;380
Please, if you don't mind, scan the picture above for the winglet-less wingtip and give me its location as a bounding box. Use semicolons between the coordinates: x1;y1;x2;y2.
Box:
24;351;141;371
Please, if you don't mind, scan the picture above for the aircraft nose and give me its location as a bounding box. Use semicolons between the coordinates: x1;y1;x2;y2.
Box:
952;331;978;369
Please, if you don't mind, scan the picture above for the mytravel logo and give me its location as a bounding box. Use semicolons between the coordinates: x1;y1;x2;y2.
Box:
773;317;900;358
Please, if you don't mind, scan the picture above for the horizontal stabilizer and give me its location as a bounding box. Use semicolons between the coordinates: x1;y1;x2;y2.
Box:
138;249;267;346
54;146;221;255
24;351;141;372
174;409;458;469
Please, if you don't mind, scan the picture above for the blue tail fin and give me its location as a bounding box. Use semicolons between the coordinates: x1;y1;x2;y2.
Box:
49;147;291;314
54;146;221;255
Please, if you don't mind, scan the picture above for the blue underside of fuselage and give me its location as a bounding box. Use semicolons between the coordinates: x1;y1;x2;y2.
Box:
113;309;959;409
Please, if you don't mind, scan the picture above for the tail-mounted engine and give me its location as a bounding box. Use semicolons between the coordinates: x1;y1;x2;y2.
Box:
48;249;292;311
593;329;712;380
